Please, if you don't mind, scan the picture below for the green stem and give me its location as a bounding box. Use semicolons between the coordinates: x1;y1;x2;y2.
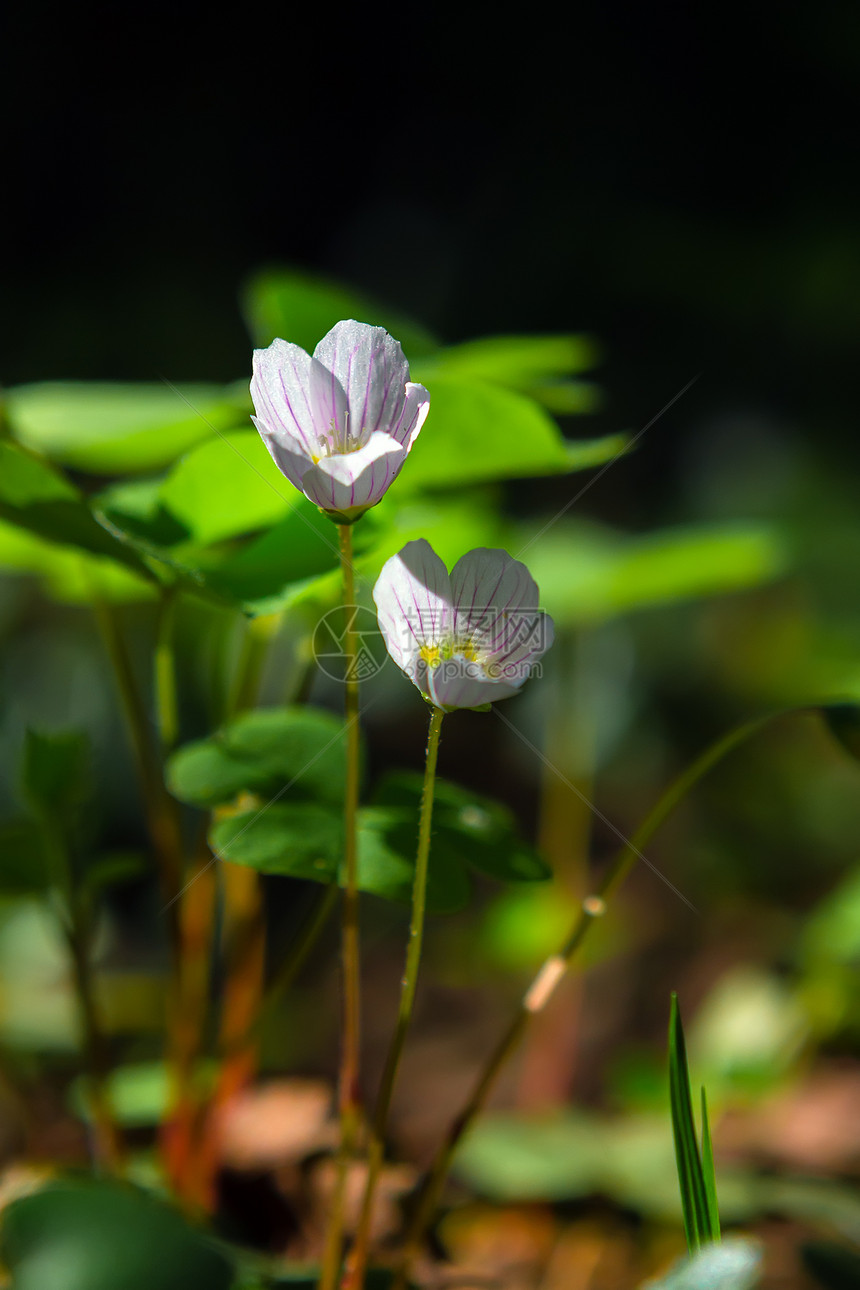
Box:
43;812;123;1173
318;524;363;1290
154;589;179;755
392;706;803;1287
66;912;124;1173
346;706;444;1290
92;596;183;918
227;613;278;720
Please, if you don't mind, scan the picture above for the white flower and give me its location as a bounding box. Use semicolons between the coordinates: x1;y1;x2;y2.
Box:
250;320;430;523
373;539;554;711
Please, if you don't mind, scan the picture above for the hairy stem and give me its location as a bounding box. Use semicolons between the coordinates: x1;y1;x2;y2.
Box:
318;524;363;1290
346;706;444;1290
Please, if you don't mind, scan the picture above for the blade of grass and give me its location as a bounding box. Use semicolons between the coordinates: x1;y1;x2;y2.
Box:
668;993;712;1253
700;1086;721;1242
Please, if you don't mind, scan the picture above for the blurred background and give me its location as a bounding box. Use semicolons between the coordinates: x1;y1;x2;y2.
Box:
2;3;860;1288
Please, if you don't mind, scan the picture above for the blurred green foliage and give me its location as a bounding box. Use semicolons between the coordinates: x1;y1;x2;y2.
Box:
1;266;859;1283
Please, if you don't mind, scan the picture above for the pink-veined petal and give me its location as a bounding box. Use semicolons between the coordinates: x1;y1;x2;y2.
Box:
305;432;408;516
425;659;524;710
450;548;540;655
389;381;431;449
251;338;347;458
373;539;453;677
314;320;412;444
252;415;315;494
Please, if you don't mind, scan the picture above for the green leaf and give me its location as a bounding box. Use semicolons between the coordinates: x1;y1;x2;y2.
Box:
644;1239;762;1290
0;442;154;580
198;501;339;612
166;706;350;809
209;803;470;912
424;333;599;388
159;429;297;544
453;1111;608;1201
5;381;247;473
242;267;438;359
0;517;155;605
800;862;860;965
669;993;718;1253
210;802;341;883
94;478;191;547
372;772;551;884
401;375;626;489
358;806;472;913
525;521;786;626
70;1060;209;1129
0;1178;234;1290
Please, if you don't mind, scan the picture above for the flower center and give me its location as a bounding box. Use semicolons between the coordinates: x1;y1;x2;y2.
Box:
311;411;366;463
419;638;481;670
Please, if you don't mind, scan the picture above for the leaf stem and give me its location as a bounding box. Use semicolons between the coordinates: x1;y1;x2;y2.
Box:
91;595;183;916
318;523;363;1290
392;706;800;1287
65;911;125;1173
346;706;444;1290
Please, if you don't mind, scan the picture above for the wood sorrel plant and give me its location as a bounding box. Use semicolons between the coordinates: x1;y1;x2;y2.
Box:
250;320;431;1287
1;285;828;1288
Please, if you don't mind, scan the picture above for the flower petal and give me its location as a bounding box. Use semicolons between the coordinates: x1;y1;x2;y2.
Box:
425;659;523;711
373;539;453;678
389;381;431;449
450;547;538;647
314;320;414;443
252;415;315;494
251;338;347;458
300;432;408;516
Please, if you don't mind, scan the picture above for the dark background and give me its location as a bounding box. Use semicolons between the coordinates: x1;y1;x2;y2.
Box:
4;1;859;521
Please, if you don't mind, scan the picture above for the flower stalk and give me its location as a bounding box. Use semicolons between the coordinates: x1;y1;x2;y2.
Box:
345;705;445;1290
318;522;364;1290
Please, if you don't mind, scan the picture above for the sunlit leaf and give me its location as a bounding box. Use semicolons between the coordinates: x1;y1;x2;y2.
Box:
0;1178;234;1290
421;333;599;388
524;521;786;625
5;381;246;473
0;515;155;605
159;429;297;544
402;375;626;489
242;267;438;358
0;442;154;580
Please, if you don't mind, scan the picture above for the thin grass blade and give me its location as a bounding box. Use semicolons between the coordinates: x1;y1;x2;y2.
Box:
700;1086;721;1242
668;993;711;1252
